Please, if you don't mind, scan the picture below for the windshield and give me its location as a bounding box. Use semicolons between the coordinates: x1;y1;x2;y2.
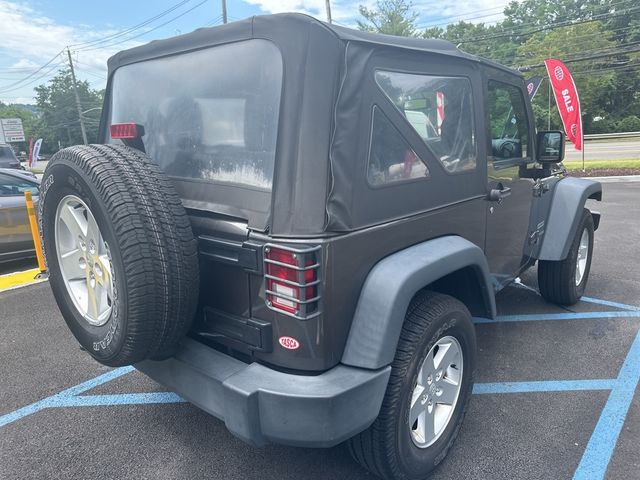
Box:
109;39;283;190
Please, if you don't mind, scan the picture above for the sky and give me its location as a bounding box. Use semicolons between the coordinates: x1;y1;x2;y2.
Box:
0;0;510;104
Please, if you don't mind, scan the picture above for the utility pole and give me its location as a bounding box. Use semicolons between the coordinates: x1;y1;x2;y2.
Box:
325;0;332;23
221;0;227;24
66;48;88;145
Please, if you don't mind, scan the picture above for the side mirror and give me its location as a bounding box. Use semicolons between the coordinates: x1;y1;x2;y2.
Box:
536;130;565;164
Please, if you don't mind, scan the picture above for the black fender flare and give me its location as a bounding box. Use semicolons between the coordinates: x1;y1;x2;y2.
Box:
341;235;496;370
537;177;602;261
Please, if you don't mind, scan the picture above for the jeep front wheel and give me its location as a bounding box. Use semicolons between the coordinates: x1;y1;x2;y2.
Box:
538;208;594;305
348;291;476;480
40;144;199;367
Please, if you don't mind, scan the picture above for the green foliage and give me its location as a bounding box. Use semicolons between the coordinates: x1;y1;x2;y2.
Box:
357;0;419;36
617;115;640;132
587;118;616;133
358;0;640;133
33;69;103;153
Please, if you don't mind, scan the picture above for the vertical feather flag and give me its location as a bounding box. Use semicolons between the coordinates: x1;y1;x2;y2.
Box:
544;59;583;151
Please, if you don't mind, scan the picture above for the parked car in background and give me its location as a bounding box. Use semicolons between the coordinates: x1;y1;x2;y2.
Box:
0;144;24;169
0;168;39;263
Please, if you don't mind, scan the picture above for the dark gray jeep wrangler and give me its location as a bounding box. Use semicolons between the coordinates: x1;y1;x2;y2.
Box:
40;13;602;480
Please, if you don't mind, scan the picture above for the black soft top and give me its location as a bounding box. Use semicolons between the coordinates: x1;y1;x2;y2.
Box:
103;14;523;235
108;13;518;76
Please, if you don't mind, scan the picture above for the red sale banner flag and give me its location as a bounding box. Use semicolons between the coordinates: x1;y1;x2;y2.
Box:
544;59;583;151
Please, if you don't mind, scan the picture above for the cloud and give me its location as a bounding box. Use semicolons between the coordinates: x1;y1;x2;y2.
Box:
242;0;509;27
8;58;41;69
241;0;371;24
0;95;34;104
0;0;142;101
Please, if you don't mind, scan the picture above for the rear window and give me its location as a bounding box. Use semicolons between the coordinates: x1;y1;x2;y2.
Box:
109;39;283;190
0;146;17;160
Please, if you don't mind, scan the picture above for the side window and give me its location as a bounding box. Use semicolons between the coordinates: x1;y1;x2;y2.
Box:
367;107;429;186
375;70;476;174
487;81;531;163
0;173;38;196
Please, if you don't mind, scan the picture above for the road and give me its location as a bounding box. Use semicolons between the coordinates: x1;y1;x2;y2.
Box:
565;139;639;161
1;182;639;480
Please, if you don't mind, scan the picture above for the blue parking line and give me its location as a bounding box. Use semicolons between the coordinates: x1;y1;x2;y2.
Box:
61;392;186;406
55;366;135;396
573;329;640;480
0;366;133;428
580;296;640;312
473;379;616;395
474;310;640;324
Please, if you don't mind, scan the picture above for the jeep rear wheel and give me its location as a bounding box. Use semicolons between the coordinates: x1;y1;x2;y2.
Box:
348;291;476;480
538;208;594;305
40;144;199;367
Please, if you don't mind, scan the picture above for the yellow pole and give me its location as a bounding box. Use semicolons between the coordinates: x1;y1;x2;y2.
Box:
24;191;47;273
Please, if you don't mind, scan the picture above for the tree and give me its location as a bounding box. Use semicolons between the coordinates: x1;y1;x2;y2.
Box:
358;0;419;37
423;0;640;133
516;22;637;132
424;21;519;65
33;69;103;153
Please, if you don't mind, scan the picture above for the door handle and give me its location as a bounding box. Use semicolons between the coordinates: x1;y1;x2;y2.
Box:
488;186;512;203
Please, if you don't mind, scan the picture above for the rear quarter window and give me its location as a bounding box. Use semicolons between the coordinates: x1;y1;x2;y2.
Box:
108;39;283;190
375;70;476;175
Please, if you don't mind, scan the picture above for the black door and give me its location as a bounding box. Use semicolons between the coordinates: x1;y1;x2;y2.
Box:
484;78;536;288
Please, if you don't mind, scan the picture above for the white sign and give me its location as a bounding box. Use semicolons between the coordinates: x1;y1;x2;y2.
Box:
0;118;26;143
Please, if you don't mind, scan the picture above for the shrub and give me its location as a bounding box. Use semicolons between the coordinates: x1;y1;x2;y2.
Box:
616;115;640;133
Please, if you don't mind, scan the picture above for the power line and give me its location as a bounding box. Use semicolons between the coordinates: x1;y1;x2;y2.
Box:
465;21;640;64
456;2;640;43
503;39;640;67
0;62;62;94
417;5;508;29
74;68;107;81
69;0;194;49
77;0;209;52
73;60;107;73
204;15;223;27
0;50;64;92
423;0;637;35
572;62;640;75
517;44;640;70
0;64;66;80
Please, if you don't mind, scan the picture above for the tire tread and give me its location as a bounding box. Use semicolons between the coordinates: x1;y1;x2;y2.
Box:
42;144;199;366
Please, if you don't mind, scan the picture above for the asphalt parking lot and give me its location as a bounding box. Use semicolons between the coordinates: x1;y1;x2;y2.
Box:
1;181;639;480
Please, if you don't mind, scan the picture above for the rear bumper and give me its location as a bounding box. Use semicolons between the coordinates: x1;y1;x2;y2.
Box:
135;338;391;447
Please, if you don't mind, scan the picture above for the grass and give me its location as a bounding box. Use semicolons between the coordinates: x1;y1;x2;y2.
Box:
563;158;640;171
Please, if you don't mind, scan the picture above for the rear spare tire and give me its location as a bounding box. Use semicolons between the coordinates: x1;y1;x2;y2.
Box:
40;144;199;366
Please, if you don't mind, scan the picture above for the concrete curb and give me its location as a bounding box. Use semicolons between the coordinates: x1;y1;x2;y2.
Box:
580;175;640;183
0;268;47;293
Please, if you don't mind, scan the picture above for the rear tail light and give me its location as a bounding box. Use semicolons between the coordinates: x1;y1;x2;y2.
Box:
264;244;321;319
110;123;143;139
